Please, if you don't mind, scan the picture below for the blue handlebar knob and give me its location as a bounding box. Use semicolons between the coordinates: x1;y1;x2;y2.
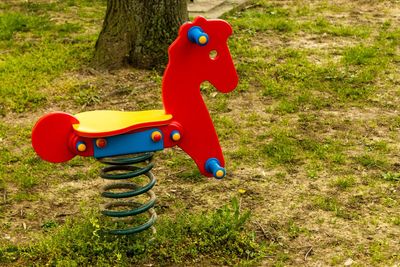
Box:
205;158;226;179
187;26;209;46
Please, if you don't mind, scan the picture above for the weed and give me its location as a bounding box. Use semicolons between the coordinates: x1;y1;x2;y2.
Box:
3;198;265;266
369;241;388;263
261;79;288;98
152;198;263;264
313;195;353;219
343;45;379;65
41;220;59;230
313;196;341;212
331;176;356;190
175;169;203;182
366;140;388;152
355;154;388;169
287;220;308;239
306;163;320;179
71;83;101;106
381;172;400;182
378;28;400;46
273;19;295;32
275;99;298;114
13;192;39;202
214;95;230;113
262;131;298;164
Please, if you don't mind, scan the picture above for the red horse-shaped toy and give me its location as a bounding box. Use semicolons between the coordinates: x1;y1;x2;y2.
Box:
32;17;238;179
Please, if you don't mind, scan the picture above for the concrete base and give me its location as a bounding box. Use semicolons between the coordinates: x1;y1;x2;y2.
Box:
188;0;249;18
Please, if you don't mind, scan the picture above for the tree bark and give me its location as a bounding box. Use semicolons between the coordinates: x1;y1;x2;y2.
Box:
93;0;188;70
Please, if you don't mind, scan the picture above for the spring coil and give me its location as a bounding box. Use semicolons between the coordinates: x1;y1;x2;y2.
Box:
98;152;157;235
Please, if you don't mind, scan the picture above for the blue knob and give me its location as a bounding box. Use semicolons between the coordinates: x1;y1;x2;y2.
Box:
187;26;209;46
205;158;226;179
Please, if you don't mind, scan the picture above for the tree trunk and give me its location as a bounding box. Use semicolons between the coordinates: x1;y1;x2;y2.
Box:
93;0;188;70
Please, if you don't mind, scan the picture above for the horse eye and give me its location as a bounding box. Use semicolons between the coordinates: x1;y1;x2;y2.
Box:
209;50;218;60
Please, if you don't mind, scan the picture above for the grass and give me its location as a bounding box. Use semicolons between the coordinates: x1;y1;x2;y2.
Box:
382;172;400;182
0;2;103;113
330;176;356;190
312;195;356;220
262;130;298;164
1;0;400;266
1;198;265;266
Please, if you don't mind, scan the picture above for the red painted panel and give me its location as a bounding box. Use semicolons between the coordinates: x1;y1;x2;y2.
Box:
162;17;238;176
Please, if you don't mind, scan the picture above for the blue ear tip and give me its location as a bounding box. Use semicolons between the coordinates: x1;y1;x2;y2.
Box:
188;26;208;46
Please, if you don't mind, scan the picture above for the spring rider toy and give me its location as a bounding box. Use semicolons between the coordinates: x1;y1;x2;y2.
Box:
32;17;238;235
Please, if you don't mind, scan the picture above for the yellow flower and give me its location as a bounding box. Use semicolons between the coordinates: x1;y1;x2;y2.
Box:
238;189;246;194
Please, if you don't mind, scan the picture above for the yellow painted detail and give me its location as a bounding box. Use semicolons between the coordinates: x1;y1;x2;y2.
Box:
73;110;172;135
77;143;86;152
172;132;181;141
199;36;207;44
216;170;224;178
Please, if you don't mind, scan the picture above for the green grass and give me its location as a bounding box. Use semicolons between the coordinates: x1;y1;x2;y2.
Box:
232;2;370;38
381;172;400;182
0;121;100;201
262;130;298;164
0;198;265;266
287;220;309;240
355;154;389;170
0;2;104;113
312;195;355;219
0;33;95;113
330;176;356;190
0;12;51;40
392;216;400;226
343;45;379;65
70;83;102;106
305;17;370;38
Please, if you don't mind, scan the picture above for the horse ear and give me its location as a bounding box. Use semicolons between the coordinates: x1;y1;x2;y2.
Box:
193;16;207;24
179;16;208;37
214;19;233;39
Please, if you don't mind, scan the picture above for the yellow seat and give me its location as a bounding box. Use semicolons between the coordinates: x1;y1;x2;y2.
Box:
73;110;173;137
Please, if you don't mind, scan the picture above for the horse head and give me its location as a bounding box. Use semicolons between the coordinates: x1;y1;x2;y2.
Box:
165;16;238;93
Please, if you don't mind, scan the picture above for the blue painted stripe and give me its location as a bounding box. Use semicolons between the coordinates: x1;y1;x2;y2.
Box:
93;128;164;158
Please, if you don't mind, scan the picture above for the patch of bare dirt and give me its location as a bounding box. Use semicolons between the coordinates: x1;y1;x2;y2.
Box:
1;178;103;245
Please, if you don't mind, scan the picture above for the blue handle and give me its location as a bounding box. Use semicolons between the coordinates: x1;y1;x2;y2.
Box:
187;26;209;46
205;158;226;179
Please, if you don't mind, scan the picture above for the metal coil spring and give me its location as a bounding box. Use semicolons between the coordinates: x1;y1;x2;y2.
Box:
98;152;157;235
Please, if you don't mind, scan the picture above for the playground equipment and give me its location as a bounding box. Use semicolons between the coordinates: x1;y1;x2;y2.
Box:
32;17;238;235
